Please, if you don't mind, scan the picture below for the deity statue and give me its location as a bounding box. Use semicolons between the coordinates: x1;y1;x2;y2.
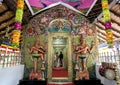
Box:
27;38;46;80
73;34;95;80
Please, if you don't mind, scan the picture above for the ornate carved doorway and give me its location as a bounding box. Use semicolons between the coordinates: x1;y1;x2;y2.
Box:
47;32;73;82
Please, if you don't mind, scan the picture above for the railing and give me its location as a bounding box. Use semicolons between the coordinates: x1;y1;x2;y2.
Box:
0;52;21;68
97;50;120;66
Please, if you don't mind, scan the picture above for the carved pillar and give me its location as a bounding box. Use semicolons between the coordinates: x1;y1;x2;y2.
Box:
47;32;53;81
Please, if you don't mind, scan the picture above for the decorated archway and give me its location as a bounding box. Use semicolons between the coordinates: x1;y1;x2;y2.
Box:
47;18;72;81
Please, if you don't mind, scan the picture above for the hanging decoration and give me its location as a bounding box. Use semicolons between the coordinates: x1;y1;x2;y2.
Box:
102;0;114;48
12;0;24;48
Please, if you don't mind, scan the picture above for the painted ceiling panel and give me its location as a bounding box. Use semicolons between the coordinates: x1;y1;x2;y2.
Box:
25;0;96;15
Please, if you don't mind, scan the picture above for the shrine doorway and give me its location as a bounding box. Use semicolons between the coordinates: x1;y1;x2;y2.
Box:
47;32;73;82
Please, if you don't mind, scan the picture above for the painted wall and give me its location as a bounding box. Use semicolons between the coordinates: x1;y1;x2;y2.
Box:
23;5;97;79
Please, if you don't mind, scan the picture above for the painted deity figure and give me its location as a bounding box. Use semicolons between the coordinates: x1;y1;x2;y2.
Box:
73;34;94;80
28;38;46;61
28;38;46;80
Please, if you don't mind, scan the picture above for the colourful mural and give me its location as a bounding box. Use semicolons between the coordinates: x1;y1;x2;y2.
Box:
48;18;72;32
23;5;97;79
25;5;89;37
25;0;97;15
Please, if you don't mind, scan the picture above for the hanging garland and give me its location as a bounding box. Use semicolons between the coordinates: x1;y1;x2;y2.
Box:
12;0;24;48
102;0;114;48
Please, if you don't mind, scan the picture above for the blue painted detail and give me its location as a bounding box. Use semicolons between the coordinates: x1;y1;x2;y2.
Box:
48;27;71;32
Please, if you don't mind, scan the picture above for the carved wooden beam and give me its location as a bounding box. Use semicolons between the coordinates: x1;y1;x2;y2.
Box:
112;22;120;33
97;36;106;44
96;25;110;41
0;3;8;13
0;26;14;35
88;11;101;18
95;22;119;38
0;17;15;30
90;7;102;14
97;35;106;42
0;11;14;23
97;20;120;38
97;33;106;41
0;31;6;35
93;2;102;7
110;12;120;26
99;18;120;32
96;25;118;43
96;24;107;34
4;0;29;24
97;37;106;44
98;34;106;41
4;0;16;12
110;4;120;17
97;32;106;40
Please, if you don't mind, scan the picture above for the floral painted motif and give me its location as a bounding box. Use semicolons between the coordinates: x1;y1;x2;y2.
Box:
26;5;96;37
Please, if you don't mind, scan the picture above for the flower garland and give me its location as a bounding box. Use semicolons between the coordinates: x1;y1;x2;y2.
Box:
102;0;114;48
12;0;24;48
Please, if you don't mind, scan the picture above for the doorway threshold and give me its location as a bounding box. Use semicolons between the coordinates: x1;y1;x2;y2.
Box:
52;77;69;82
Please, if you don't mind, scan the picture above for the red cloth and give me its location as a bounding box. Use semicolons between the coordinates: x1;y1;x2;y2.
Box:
52;67;68;77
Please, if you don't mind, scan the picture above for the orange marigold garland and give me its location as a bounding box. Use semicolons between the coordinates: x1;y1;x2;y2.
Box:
12;30;21;47
12;0;24;48
102;0;114;48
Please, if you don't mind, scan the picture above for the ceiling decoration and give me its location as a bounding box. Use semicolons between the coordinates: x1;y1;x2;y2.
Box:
25;0;97;15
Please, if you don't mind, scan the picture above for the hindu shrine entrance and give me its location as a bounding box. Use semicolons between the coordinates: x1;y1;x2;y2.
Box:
47;32;73;82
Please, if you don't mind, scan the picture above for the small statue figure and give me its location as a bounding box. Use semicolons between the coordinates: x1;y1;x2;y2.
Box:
28;38;46;80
